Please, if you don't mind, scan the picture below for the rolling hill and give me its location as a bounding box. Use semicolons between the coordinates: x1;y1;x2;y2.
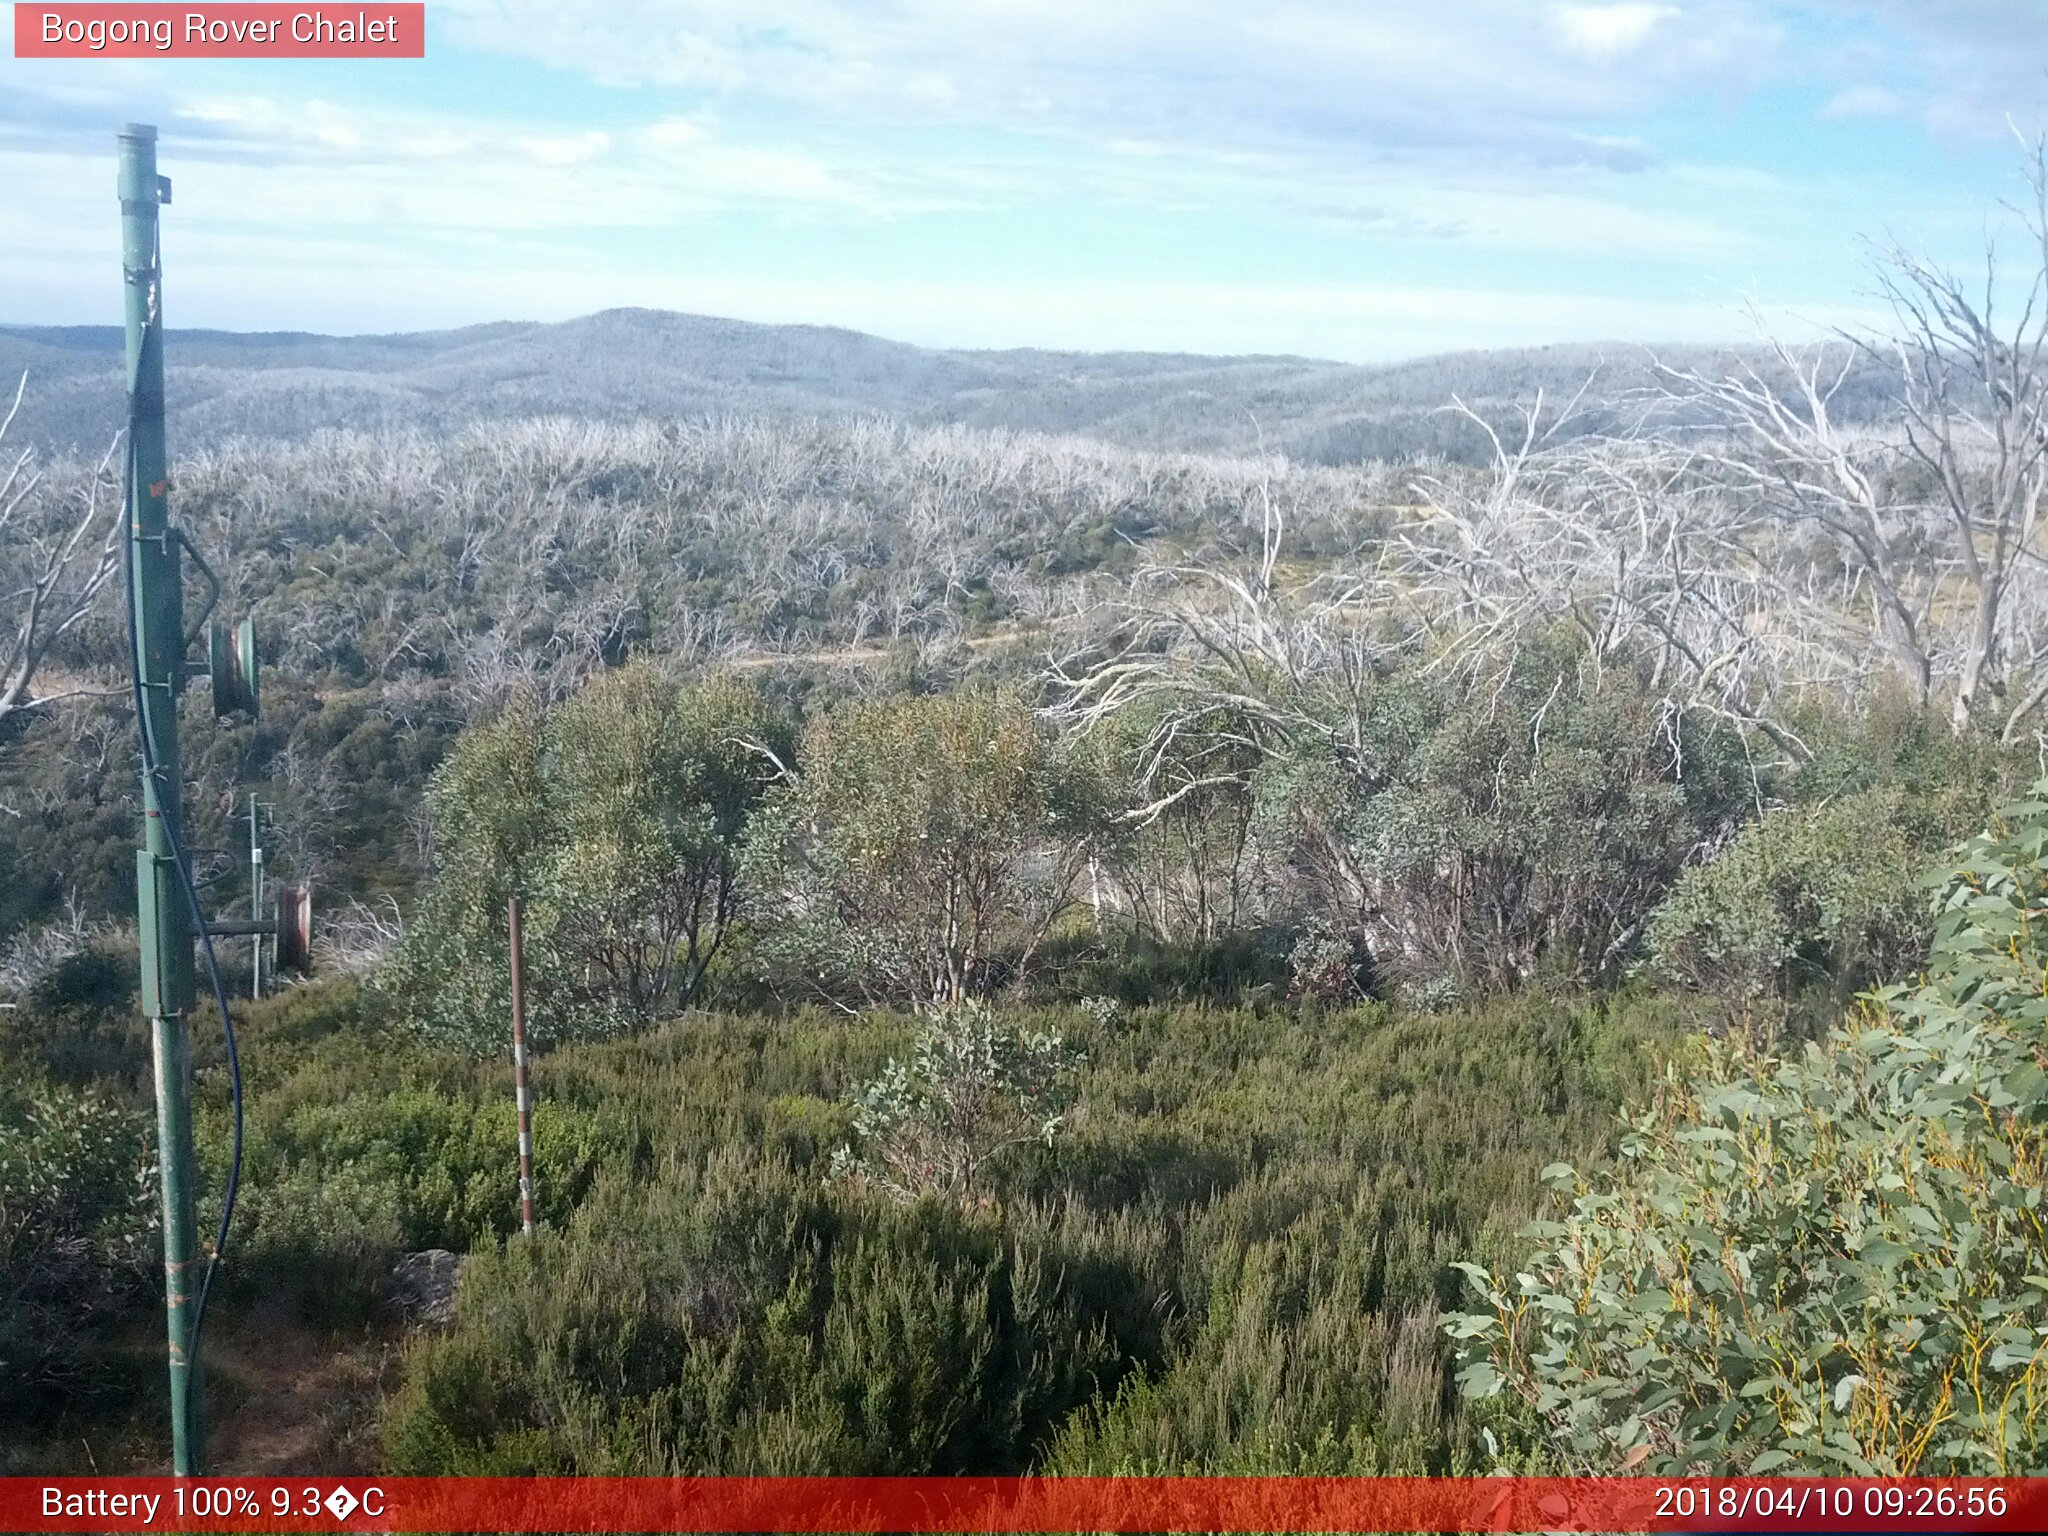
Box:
0;308;1873;463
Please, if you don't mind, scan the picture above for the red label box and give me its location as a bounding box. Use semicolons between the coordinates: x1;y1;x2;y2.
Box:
14;3;425;57
4;1476;2048;1534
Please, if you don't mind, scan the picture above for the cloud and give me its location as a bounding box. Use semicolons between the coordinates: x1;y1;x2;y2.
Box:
519;131;611;167
430;0;1783;177
1794;1;2048;141
1550;4;1681;61
1819;84;1903;120
1291;181;1758;261
0;62;1755;264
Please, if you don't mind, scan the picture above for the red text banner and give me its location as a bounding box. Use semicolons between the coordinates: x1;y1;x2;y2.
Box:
4;1476;2047;1534
14;4;425;57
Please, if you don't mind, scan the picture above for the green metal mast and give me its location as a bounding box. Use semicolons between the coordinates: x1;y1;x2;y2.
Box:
120;121;204;1477
117;125;308;1476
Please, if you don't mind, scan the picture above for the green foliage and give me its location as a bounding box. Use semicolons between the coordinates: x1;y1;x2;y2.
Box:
0;681;460;952
1048;926;1295;1007
1448;783;2048;1475
381;1155;1125;1474
832;1001;1083;1203
1089;698;1266;948
743;690;1103;1007
1046;1263;1446;1474
0;941;144;1088
1785;690;2020;811
223;1084;635;1295
1287;917;1363;1003
1038;991;1694;1473
0;1071;154;1408
1646;787;1978;1002
546;667;789;1016
0;925;1681;1475
382;987;1679;1474
379;692;550;1051
382;667;786;1052
1249;639;1755;998
179;982;640;1315
1645;707;2027;1005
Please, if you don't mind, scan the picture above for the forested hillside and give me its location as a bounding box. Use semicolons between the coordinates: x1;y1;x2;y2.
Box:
0;311;1895;464
4;210;2047;1477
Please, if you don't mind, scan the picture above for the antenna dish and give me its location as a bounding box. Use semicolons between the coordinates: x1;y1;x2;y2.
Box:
209;616;260;717
274;884;313;974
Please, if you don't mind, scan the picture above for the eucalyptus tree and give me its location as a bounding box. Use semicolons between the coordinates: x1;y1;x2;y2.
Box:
1450;784;2048;1475
382;665;787;1051
742;689;1107;1009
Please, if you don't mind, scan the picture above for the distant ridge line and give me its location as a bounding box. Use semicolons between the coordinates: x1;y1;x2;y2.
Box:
0;309;1836;464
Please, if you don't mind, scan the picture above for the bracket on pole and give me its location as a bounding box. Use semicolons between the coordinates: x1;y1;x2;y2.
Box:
202;884;315;974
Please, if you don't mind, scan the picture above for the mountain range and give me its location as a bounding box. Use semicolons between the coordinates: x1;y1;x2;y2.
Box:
0;307;1858;463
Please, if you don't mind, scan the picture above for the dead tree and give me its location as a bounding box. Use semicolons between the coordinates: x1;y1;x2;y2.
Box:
1404;392;1839;760
1663;139;2048;741
1871;148;2048;739
0;375;123;731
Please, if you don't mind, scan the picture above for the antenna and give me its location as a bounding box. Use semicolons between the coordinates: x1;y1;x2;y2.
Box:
118;123;312;1478
250;796;264;998
246;798;270;1003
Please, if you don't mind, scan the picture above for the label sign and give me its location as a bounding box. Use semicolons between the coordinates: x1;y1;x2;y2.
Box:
2;1476;2045;1534
14;3;426;56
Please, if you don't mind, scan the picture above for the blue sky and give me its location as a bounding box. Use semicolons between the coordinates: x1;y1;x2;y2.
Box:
4;1;2048;360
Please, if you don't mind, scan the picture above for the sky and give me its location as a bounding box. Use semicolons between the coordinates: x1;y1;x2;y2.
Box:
4;1;2048;361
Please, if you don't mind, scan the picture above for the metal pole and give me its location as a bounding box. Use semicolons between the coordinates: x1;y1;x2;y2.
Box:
507;896;536;1237
121;121;203;1476
248;795;264;999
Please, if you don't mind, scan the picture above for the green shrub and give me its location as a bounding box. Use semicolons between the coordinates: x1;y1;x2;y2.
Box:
1287;918;1363;1003
1786;690;2020;811
2;954;1674;1472
0;942;144;1089
1251;637;1754;998
1085;698;1265;952
222;1083;637;1283
382;1156;1123;1474
1044;927;1293;1007
380;992;1674;1476
179;982;642;1318
1046;1259;1445;1474
381;668;786;1053
741;690;1105;1007
1646;786;1983;1002
0;1072;154;1409
1449;782;2048;1475
832;1001;1083;1204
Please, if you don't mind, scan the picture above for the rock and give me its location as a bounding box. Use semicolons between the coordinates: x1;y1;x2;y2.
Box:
378;1249;464;1330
